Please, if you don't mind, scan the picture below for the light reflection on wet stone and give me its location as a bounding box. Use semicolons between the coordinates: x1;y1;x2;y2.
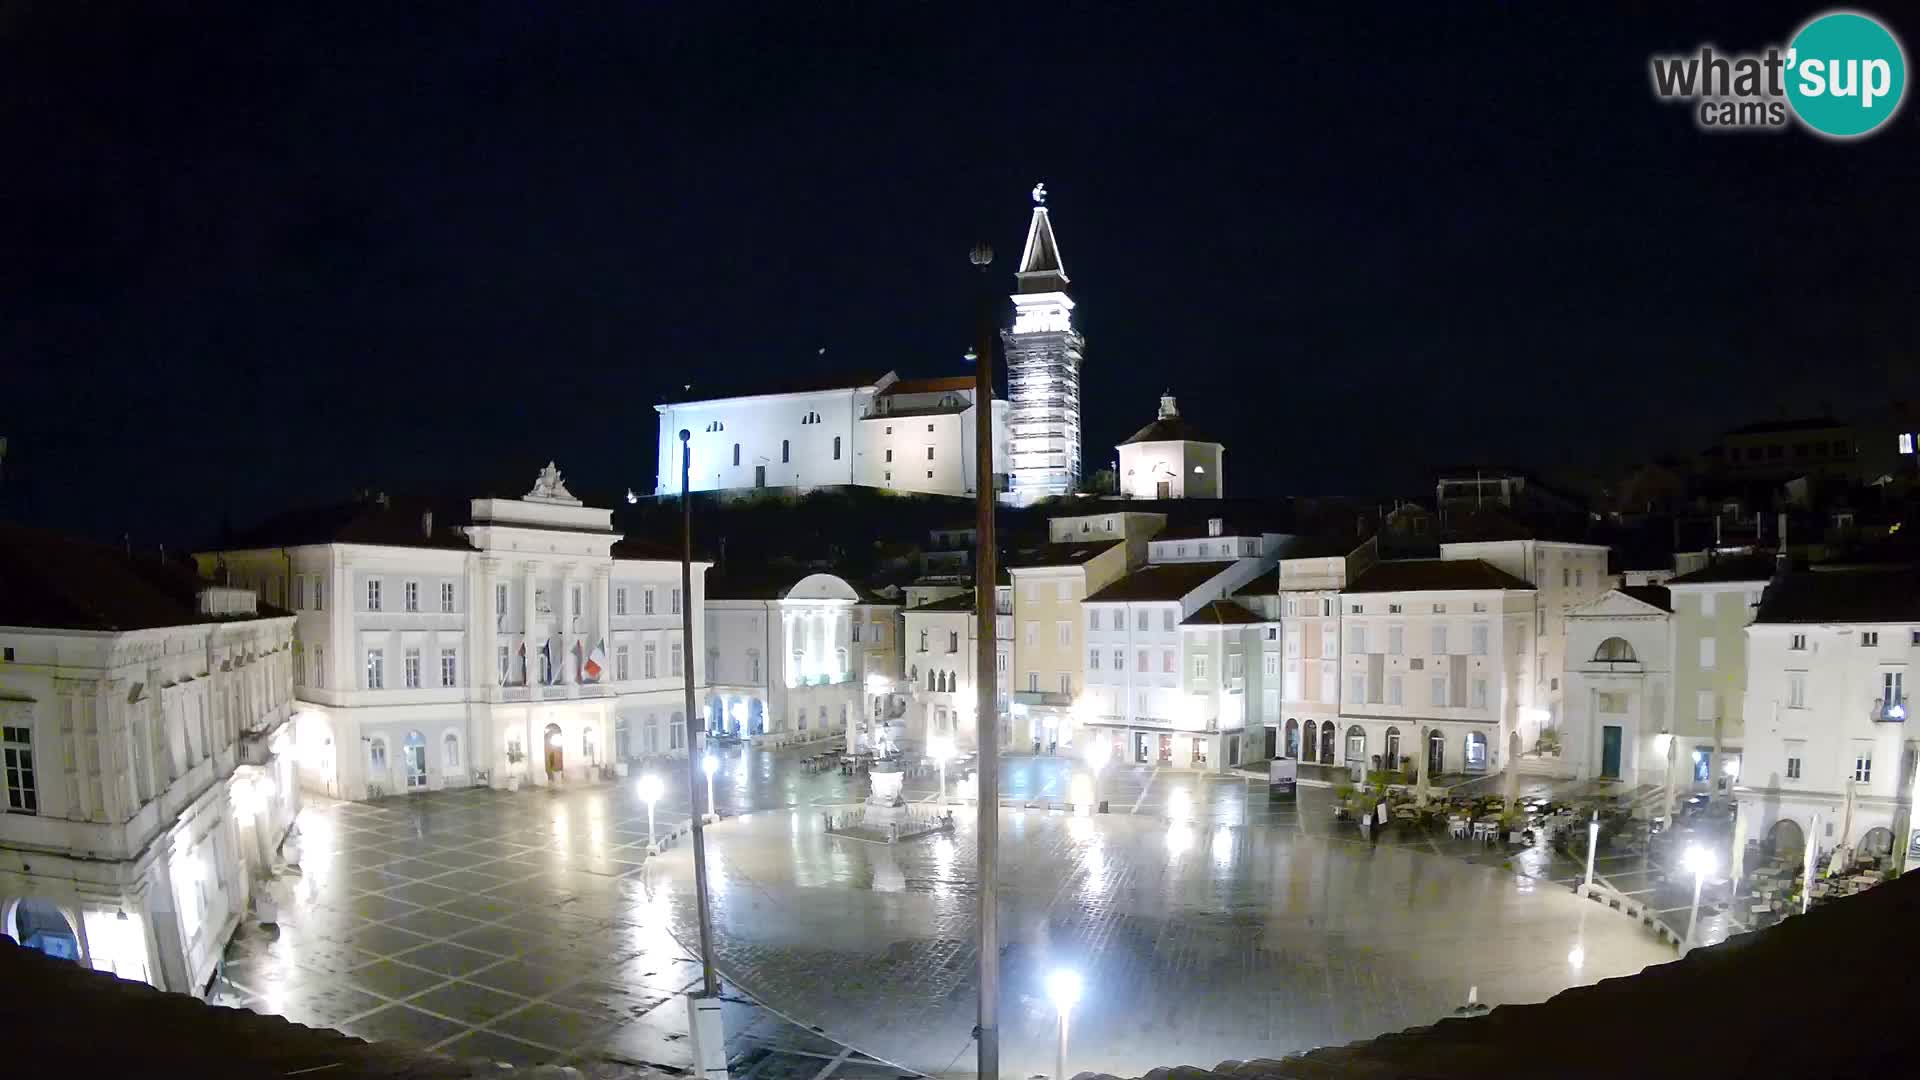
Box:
648;808;1674;1079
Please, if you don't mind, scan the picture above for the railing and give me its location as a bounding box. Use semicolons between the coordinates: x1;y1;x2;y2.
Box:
1874;696;1909;723
1013;690;1073;707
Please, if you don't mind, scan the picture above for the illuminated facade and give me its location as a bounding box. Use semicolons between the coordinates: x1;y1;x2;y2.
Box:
1002;184;1086;505
0;529;298;998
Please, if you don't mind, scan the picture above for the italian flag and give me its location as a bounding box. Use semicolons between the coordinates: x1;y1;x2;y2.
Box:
583;640;607;682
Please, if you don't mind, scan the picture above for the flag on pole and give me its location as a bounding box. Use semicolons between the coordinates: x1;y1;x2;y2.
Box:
516;641;527;685
540;640;555;684
572;640;585;682
584;640;607;682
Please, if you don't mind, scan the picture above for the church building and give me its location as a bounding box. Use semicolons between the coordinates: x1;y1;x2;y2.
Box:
1002;183;1087;505
1117;393;1225;500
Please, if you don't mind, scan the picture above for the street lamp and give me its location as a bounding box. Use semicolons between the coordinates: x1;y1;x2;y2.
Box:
930;735;956;804
1044;969;1083;1080
1584;811;1599;889
702;753;719;822
1085;735;1111;812
637;774;664;852
1683;844;1717;952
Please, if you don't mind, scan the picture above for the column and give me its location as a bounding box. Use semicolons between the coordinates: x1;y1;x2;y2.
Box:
478;557;500;690
592;565;612;683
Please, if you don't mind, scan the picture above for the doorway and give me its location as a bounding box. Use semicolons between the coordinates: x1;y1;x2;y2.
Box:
544;722;565;777
1426;730;1445;777
1134;732;1150;764
403;731;428;790
755;465;767;488
1156;480;1171;499
1157;733;1173;765
1601;725;1623;779
1228;735;1241;767
1319;723;1336;763
1263;727;1276;759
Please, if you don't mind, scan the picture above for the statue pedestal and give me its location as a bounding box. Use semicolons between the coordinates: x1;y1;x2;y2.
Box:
866;767;909;827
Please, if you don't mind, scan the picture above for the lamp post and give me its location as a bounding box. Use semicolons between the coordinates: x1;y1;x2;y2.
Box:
702;753;719;822
930;735;955;804
1683;844;1717;953
678;428;724;1019
969;238;1002;1080
1584;810;1599;889
1045;969;1082;1080
637;773;663;852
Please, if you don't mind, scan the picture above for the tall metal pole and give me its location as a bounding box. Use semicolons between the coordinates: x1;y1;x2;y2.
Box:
680;429;721;999
970;241;1001;1080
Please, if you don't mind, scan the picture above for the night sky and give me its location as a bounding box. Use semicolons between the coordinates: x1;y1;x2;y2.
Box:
5;3;1916;545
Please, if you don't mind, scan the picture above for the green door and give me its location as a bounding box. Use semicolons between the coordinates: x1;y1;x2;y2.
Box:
1601;725;1623;779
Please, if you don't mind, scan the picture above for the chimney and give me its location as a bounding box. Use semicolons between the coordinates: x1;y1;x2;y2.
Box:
421;510;434;538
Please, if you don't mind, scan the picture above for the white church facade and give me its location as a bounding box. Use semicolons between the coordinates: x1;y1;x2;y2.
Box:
653;372;1009;499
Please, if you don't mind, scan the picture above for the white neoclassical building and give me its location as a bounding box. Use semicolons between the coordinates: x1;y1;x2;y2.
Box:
653;372;1009;499
1;526;298;998
1564;586;1674;788
704;573;903;748
202;464;710;801
1737;565;1920;870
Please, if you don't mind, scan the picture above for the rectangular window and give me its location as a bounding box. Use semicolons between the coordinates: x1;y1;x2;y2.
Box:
1432;603;1446;614
1283;660;1301;699
1137;610;1150;631
1089;649;1101;671
293;576;306;610
1472;624;1489;656
1137;648;1149;672
2;725;36;815
570;586;582;618
852;621;862;642
1110;610;1124;630
1059;673;1072;695
615;645;631;681
1788;671;1807;708
367;579;382;611
1575;569;1584;587
1025;623;1037;647
1321;598;1333;617
1562;567;1570;588
644;642;658;679
645;588;656;615
926;446;935;460
670;642;683;677
671;588;682;615
1388;626;1404;655
1536;608;1545;637
1088;610;1099;631
1431;625;1448;655
1285;598;1298;617
1028;672;1039;693
616;588;628;616
1853;748;1872;783
434;582;451;613
1472;601;1487;613
1112;648;1123;671
1349;603;1363;614
1347;626;1366;654
1163;648;1176;674
1229;653;1245;679
1349;672;1367;704
1785;746;1803;781
1387;603;1403;614
404;648;421;688
1286;629;1301;658
1884;670;1905;707
497;644;510;684
1057;621;1071;647
1387;674;1403;705
440;648;457;687
366;649;385;689
1430;676;1447;707
1697;689;1716;721
1471;677;1488;708
1319;661;1337;703
1862;631;1879;647
1699;637;1716;669
1193;654;1209;680
1055;580;1070;601
1263;652;1278;676
494;583;508;620
1162;610;1175;632
1321;625;1337;658
1790;633;1806;651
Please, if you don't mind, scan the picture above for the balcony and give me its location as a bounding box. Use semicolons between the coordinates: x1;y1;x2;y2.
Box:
1013;689;1073;708
1874;696;1909;723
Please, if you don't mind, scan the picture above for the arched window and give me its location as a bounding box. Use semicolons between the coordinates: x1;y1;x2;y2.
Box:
782;439;790;463
1301;720;1317;762
1465;731;1488;771
1344;724;1366;763
443;731;460;769
1284;718;1299;758
927;669;936;692
833;436;842;460
1385;726;1402;769
1861;826;1895;860
1426;729;1445;775
1594;637;1638;662
369;737;388;771
732;443;741;466
909;665;918;684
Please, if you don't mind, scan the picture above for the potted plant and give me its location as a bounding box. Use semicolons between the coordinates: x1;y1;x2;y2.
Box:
1333;783;1357;820
504;744;526;792
1499;809;1529;844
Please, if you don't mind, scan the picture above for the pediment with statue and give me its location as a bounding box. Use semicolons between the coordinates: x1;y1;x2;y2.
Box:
526;461;582;505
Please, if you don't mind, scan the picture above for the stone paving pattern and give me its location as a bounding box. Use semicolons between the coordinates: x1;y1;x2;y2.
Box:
216;747;1707;1077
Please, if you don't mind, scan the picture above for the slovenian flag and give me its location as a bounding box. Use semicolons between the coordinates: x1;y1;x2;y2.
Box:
515;641;526;684
584;641;607;682
540;640;556;684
